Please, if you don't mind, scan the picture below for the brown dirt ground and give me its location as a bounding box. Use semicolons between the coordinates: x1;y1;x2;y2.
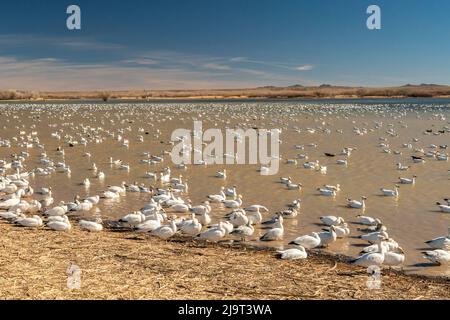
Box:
0;221;448;300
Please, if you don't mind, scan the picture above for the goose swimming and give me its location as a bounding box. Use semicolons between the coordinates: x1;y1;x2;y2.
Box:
399;176;416;184
347;197;366;209
381;185;399;197
320;216;345;226
317;188;336;197
207;187;226;203
356;215;381;226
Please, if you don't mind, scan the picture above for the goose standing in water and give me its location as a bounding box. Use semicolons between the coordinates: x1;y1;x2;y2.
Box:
436;202;450;213
318;226;337;247
260;216;284;241
230;222;254;242
277;247;307;260
334;223;350;238
425;228;450;249
225;186;237;198
422;250;450;265
289;232;321;249
383;247;405;267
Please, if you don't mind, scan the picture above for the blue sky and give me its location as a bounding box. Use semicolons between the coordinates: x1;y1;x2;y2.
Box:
0;0;449;90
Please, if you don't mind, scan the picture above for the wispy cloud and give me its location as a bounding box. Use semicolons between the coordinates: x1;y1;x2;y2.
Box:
202;63;231;70
294;65;314;71
0;34;317;90
0;34;123;51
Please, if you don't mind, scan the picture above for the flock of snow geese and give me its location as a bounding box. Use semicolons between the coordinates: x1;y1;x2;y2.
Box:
0;102;450;273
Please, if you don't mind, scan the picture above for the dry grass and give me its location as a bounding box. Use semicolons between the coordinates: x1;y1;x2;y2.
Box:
2;85;450;101
0;221;448;300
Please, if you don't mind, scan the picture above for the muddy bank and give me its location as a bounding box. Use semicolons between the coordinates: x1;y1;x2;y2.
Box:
0;221;448;300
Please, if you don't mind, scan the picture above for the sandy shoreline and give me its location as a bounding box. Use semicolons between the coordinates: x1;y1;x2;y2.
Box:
0;221;448;300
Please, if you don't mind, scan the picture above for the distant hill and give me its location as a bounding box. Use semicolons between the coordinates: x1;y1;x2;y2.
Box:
2;84;450;101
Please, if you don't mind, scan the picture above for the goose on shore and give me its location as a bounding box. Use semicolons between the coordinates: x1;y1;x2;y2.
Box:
47;215;71;231
79;219;103;232
277;247;307;260
151;220;177;240
289;232;321;249
119;211;146;228
352;239;386;267
135;218;162;233
180;214;202;236
16;215;43;228
196;221;226;242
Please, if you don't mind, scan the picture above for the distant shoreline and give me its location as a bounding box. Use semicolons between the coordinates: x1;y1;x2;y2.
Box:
2;85;450;102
